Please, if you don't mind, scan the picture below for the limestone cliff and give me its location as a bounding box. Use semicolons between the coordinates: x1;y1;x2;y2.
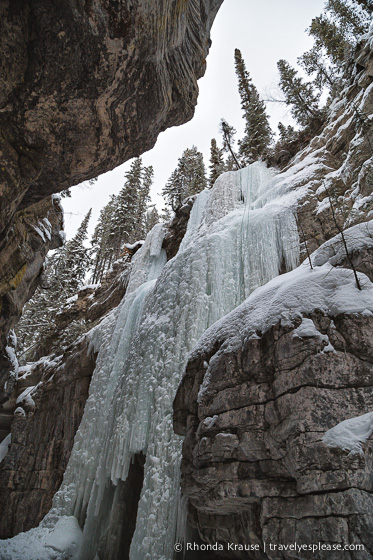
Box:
0;0;223;391
172;33;373;560
174;229;373;559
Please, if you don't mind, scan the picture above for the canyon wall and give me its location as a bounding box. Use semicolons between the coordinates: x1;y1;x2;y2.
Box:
173;33;373;559
0;0;223;392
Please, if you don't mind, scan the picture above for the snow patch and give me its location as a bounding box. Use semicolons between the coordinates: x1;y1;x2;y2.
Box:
16;386;36;409
323;412;373;455
0;516;82;560
0;434;11;463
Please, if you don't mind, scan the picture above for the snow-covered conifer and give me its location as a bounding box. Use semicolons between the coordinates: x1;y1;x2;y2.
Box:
277;59;324;128
209;138;225;187
162;146;207;211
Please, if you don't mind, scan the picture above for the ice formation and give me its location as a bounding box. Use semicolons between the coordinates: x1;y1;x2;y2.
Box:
0;162;300;560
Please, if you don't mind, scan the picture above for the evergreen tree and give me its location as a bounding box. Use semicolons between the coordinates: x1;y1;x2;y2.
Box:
137;166;154;237
277;59;324;128
144;205;160;234
160;206;172;224
354;0;373;14
224;155;236;171
112;158;143;255
234;49;272;164
326;0;371;37
308;15;349;64
278;122;296;143
234;48;253;111
90;158;155;282
91;196;117;283
17;211;92;359
62;209;92;292
298;45;337;91
238;86;273;164
162;146;207;211
219;119;241;169
209;138;225;187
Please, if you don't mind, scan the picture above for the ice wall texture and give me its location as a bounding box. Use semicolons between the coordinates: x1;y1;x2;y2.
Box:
0;162;300;560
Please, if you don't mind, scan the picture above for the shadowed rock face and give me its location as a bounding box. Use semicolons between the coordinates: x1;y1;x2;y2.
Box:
0;337;97;538
0;196;63;398
0;0;223;220
0;0;223;390
174;309;373;559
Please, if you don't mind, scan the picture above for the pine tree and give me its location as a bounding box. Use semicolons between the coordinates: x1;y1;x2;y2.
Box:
278;122;296;143
209;138;225;187
91;196;117;283
162;146;207;211
277;59;324;128
224;155;236;171
354;0;373;14
234;50;272;164
298;45;338;91
234;48;253;112
326;0;371;37
137;165;153;237
62;209;92;292
17;211;93;359
220;119;241;169
160;206;172;224
112;158;143;255
239;86;273;164
308;15;349;64
144;205;160;234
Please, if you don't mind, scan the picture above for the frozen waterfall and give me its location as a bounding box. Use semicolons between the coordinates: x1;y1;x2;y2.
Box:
0;162;300;560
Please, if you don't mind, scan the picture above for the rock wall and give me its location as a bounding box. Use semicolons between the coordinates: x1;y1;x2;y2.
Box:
0;338;96;538
270;34;373;258
173;32;373;556
0;0;223;388
0;196;63;398
174;241;373;559
0;254;133;537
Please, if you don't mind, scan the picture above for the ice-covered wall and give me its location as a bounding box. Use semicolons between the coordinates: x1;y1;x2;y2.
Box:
0;162;300;560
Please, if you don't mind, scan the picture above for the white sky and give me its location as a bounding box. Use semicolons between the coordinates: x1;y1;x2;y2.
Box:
63;0;326;239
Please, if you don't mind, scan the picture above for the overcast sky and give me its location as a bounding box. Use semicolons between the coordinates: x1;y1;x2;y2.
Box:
63;0;326;240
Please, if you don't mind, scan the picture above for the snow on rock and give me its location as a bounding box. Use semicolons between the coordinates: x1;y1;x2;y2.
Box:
123;240;144;251
16;386;36;409
5;344;19;380
0;434;11;463
292;317;335;353
323;411;373;455
311;220;373;268
292;317;328;341
191;262;373;361
65;294;79;305
32;224;46;242
14;407;26;417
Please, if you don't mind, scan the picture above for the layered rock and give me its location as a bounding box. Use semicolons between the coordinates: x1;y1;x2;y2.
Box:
0;196;64;398
0;0;223;388
174;232;373;559
0;256;131;537
0;338;96;538
0;0;222;213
